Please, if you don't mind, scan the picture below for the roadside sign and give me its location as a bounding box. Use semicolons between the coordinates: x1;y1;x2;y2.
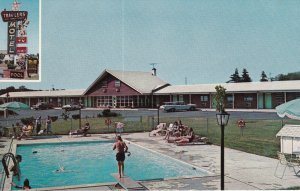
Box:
1;11;28;22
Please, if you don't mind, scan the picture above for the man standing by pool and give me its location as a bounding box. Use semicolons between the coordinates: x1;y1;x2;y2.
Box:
113;136;128;178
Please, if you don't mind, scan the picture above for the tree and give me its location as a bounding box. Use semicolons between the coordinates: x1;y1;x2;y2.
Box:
241;68;252;82
274;71;300;81
260;71;268;82
0;53;5;63
227;68;241;83
6;86;15;92
215;85;227;112
19;86;27;90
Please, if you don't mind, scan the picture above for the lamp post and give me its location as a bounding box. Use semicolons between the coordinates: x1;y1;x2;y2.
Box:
157;103;160;125
6;92;10;103
79;99;82;128
216;110;230;190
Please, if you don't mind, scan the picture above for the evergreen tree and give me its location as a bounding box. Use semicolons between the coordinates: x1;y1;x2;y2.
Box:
241;68;252;82
227;68;241;83
260;71;268;82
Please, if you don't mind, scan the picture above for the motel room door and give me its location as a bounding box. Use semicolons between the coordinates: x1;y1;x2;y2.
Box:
265;93;272;109
258;93;272;109
258;93;264;109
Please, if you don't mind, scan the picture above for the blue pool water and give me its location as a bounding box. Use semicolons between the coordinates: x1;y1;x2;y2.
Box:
13;141;208;189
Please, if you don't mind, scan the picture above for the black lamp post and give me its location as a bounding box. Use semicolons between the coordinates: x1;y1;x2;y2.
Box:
79;99;82;128
6;92;10;103
157;104;160;125
216;110;230;190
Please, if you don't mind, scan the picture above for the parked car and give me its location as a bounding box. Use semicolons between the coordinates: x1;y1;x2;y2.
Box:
32;102;53;110
62;103;83;111
159;101;197;112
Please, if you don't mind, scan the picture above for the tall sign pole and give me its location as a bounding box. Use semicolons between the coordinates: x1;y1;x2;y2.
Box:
1;0;29;79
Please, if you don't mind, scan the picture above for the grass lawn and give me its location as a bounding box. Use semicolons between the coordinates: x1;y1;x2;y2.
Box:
49;115;300;159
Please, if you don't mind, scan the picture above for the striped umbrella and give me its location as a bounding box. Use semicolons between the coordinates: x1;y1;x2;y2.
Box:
276;98;300;120
0;101;30;111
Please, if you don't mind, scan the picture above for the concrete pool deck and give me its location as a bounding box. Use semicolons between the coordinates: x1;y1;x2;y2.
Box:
2;133;300;190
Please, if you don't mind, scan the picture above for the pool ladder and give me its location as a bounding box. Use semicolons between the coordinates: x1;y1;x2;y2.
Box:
1;153;21;181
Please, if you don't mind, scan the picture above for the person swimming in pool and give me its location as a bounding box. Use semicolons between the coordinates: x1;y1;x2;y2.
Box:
55;165;65;172
11;178;31;190
54;165;76;173
113;135;128;178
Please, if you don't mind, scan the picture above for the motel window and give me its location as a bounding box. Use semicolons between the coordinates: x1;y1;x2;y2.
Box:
200;95;208;102
227;96;233;102
179;95;183;102
101;81;108;88
244;96;253;102
115;80;121;87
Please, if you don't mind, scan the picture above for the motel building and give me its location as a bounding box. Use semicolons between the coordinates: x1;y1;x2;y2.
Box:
1;69;300;110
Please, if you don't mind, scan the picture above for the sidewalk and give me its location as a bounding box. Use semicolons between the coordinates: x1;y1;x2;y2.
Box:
121;132;299;190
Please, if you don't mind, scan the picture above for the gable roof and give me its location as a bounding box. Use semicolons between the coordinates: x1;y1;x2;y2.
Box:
276;124;300;138
154;80;300;94
84;69;169;95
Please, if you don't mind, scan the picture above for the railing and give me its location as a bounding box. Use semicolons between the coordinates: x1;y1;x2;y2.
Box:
0;139;13;191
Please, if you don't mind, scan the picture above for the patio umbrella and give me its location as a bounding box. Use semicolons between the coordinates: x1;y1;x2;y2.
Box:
0;101;30;111
276;98;300;120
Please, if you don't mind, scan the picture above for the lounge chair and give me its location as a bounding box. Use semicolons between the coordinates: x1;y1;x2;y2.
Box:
149;123;167;136
175;135;209;146
274;151;300;179
69;123;91;137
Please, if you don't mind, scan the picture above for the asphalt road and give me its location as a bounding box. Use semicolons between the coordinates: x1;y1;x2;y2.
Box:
0;108;281;128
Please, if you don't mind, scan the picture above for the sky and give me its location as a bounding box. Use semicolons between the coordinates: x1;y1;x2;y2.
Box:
0;0;39;54
1;0;300;90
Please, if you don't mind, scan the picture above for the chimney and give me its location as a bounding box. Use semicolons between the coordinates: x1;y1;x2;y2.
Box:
152;67;157;76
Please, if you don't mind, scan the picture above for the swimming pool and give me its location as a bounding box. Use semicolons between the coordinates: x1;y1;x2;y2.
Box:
13;141;209;189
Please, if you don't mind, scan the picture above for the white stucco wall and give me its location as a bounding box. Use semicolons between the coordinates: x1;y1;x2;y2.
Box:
281;137;300;154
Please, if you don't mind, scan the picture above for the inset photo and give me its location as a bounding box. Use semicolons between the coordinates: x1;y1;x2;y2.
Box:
0;0;40;81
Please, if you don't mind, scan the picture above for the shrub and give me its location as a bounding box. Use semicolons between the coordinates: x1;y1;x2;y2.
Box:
7;63;16;69
72;114;81;120
102;109;119;117
102;109;111;117
50;116;58;122
97;113;102;118
21;117;35;125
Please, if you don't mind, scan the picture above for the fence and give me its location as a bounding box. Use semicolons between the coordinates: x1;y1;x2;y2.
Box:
1;114;300;158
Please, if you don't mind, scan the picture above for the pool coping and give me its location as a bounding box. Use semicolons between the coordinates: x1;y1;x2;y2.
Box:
128;140;215;177
5;136;216;191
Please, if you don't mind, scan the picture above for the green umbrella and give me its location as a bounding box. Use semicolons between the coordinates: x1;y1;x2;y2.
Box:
0;101;30;111
276;98;300;120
